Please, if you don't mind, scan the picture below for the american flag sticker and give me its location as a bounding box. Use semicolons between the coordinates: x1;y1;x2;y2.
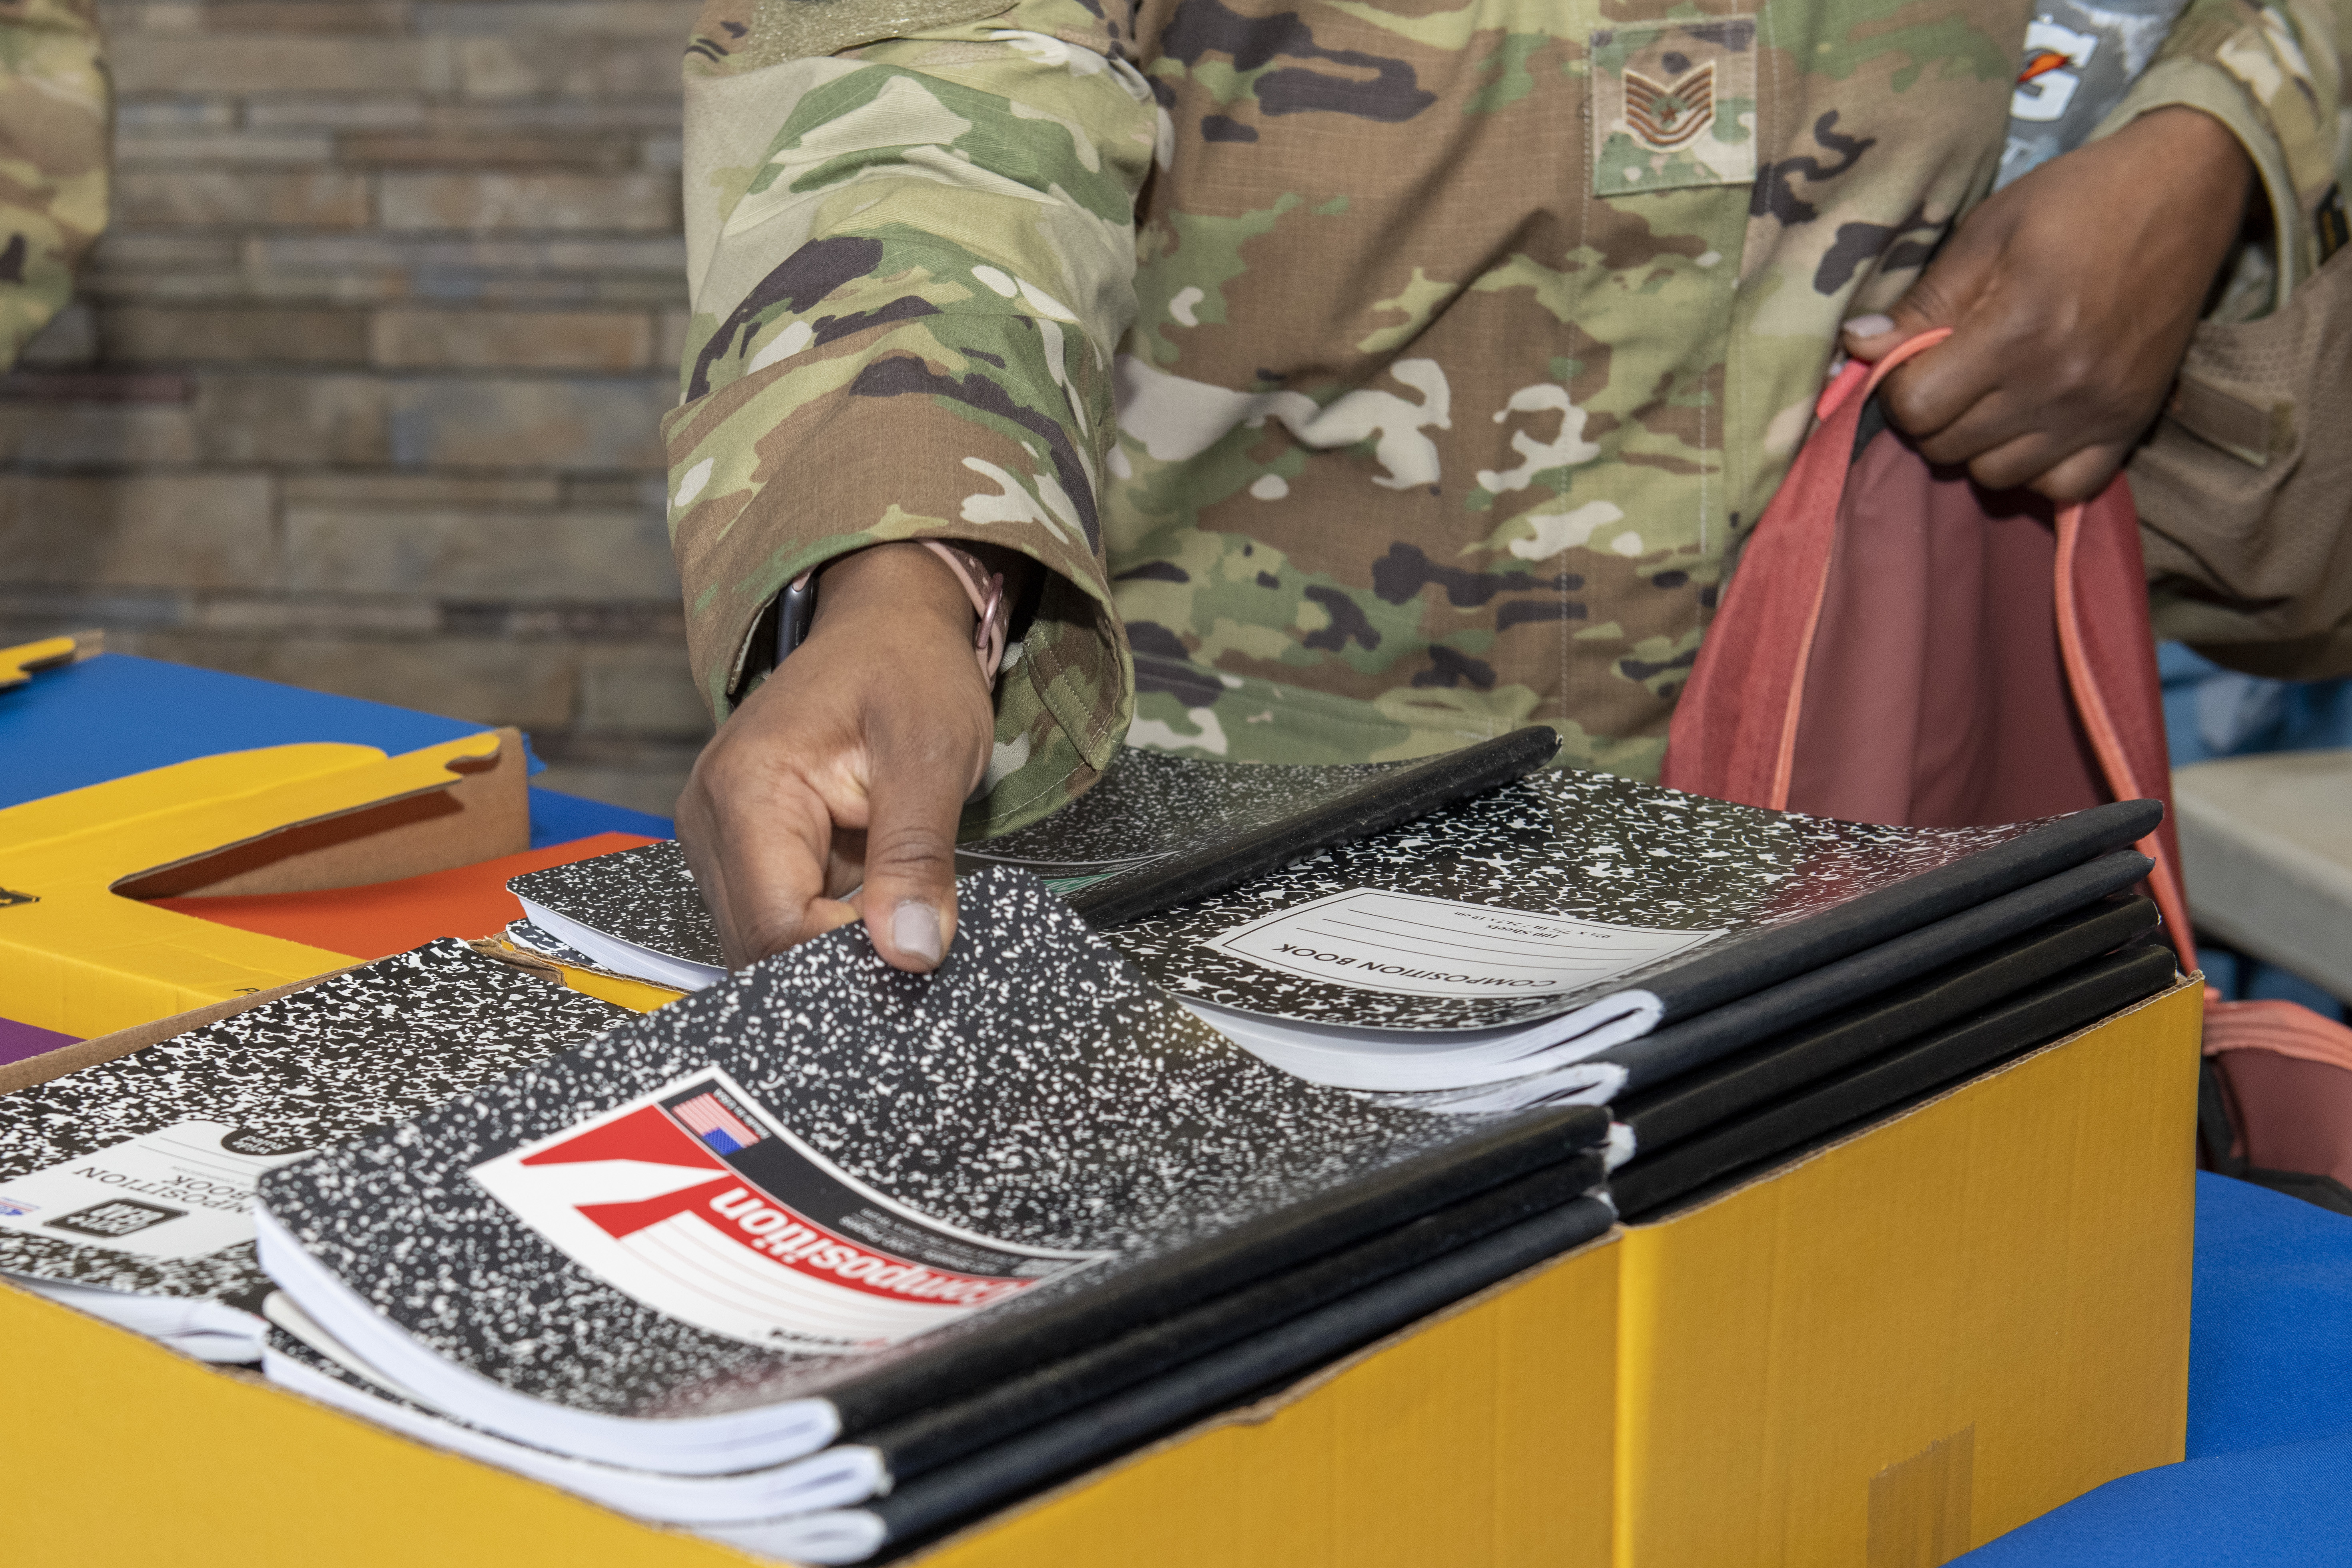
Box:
671;1090;764;1155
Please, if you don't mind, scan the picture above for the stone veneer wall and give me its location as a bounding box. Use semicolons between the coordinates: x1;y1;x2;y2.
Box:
0;0;707;816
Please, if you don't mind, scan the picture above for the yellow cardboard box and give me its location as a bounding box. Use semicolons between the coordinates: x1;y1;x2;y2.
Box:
0;978;2195;1567
2;1235;1618;1568
1616;978;2199;1565
0;732;531;1038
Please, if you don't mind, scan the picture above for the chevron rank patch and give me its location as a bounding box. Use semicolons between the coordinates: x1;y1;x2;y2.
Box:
1590;18;1759;195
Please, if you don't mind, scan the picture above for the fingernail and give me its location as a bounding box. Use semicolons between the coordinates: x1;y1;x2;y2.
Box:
1842;313;1894;339
892;900;944;965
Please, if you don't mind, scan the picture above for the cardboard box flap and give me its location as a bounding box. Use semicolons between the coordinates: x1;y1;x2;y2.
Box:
0;630;99;692
0;732;526;1037
119;726;529;899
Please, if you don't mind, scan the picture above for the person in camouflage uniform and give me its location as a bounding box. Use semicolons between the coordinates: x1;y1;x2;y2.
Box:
667;0;2340;969
0;0;105;366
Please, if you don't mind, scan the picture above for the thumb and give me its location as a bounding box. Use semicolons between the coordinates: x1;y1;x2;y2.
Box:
856;740;971;973
1839;263;1973;365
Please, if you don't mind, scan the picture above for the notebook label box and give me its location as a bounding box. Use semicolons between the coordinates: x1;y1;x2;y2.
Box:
0;1121;316;1263
1206;890;1722;1000
469;1067;1110;1353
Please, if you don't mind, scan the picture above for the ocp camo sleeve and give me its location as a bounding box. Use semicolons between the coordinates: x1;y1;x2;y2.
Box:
670;0;1158;834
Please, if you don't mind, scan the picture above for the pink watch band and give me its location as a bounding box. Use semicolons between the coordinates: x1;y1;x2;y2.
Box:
772;542;1011;687
920;541;1010;684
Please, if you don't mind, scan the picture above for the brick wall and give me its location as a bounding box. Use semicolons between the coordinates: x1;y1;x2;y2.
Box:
0;0;708;816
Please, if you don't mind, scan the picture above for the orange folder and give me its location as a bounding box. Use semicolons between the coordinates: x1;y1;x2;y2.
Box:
152;833;658;962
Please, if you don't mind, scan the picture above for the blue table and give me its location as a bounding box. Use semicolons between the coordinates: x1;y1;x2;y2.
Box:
1963;1172;2352;1565
0;652;672;844
8;653;2347;1560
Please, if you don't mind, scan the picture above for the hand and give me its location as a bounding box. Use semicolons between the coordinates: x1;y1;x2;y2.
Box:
1841;106;2254;502
676;543;997;973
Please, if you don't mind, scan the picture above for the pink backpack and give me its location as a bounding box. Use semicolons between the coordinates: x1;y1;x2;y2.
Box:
1664;331;2352;1208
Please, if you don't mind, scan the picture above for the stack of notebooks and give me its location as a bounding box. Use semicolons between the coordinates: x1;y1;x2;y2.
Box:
504;739;2171;1211
0;736;2178;1561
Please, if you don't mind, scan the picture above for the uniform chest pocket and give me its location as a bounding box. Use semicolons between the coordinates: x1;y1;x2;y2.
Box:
1589;17;1758;195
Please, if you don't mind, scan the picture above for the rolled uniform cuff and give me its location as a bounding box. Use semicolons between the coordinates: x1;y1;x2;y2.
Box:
666;369;1133;838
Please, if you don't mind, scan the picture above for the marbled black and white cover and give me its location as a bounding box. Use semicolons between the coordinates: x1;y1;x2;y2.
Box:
255;867;1468;1424
0;942;627;1314
508;841;723;969
1108;770;2041;1031
958;748;1394;874
512;754;1394;943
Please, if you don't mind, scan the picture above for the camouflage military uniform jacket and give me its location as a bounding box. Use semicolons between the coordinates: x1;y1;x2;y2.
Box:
0;0;107;365
672;0;2342;836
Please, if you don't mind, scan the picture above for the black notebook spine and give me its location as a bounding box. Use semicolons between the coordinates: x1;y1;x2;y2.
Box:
821;1101;1606;1435
1608;943;2181;1221
866;1191;1618;1555
1599;847;2156;1092
866;1147;1610;1482
1614;894;2161;1155
1064;725;1561;928
1642;800;2162;1023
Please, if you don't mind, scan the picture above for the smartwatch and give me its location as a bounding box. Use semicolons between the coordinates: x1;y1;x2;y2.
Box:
762;543;1010;683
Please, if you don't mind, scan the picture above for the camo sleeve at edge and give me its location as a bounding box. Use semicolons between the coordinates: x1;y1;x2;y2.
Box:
0;0;108;365
2097;0;2342;294
669;0;1158;836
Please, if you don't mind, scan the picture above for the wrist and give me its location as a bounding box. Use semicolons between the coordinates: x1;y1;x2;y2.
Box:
2125;106;2254;208
811;542;978;647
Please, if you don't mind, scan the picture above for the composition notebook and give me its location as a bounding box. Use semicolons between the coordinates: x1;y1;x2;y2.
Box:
1595;893;2164;1157
259;1146;1614;1557
253;866;1609;1476
958;747;1393;885
505;752;2164;1095
1401;849;2161;1114
497;741;1434;990
508;842;724;991
1108;775;2160;1089
0;942;626;1361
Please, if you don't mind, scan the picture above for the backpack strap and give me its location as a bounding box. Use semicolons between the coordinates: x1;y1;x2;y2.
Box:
1663;330;1950;807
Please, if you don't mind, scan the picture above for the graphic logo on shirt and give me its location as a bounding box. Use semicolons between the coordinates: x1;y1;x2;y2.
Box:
2010;19;2097;123
1623;63;1716;151
46;1198;186;1239
469;1067;1110;1353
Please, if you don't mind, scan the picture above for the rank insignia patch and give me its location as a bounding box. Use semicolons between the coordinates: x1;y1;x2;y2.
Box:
1624;62;1716;150
1592;19;1758;194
